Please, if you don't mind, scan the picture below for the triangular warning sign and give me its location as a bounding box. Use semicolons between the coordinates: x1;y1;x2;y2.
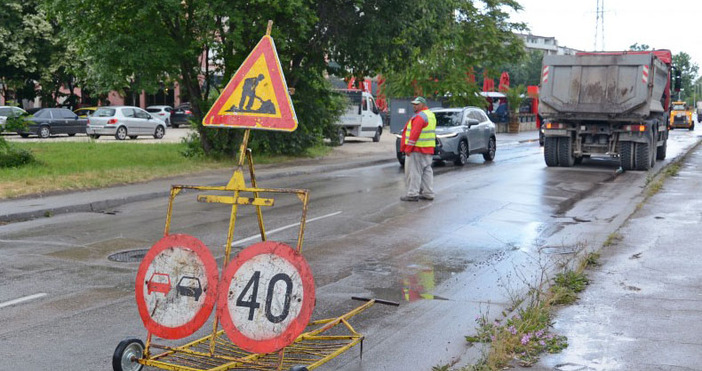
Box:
203;35;298;131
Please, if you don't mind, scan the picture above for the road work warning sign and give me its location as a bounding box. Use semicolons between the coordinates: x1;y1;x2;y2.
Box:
203;35;298;131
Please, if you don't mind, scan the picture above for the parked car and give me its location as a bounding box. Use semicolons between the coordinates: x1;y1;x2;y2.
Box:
146;105;173;126
0;106;28;132
19;108;87;138
25;107;43;115
74;106;98;118
86;106;166;140
395;106;497;166
170;103;193;128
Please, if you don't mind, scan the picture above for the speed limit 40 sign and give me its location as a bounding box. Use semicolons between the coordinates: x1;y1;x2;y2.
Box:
217;241;315;353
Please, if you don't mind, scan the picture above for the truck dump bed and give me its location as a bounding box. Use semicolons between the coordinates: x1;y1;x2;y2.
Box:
539;51;670;121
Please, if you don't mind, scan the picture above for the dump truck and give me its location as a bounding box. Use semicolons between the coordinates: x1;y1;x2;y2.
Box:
539;50;680;170
669;100;694;130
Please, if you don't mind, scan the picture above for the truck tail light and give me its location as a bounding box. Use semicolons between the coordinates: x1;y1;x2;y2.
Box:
623;124;646;132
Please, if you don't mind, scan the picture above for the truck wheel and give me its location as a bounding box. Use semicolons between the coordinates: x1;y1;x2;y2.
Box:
557;137;575;167
372;127;382;142
620;141;635;170
544;137;559;167
690;123;695;131
634;141;652;171
337;128;345;146
656;139;667;160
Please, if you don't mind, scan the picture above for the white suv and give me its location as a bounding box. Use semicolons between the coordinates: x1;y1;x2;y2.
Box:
146;105;173;126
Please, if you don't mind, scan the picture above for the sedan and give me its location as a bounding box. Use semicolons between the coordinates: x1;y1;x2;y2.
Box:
170;103;194;128
87;106;166;140
19;108;87;138
395;106;497;166
146;105;173;126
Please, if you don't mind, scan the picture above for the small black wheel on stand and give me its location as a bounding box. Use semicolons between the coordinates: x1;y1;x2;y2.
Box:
112;338;144;371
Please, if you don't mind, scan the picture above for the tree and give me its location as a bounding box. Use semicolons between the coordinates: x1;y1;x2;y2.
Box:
0;0;53;104
384;0;526;107
629;43;650;51
500;49;544;87
672;52;698;104
48;0;528;156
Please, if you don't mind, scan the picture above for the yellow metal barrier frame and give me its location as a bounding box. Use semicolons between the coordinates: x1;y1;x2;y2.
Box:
135;128;387;370
140;299;378;371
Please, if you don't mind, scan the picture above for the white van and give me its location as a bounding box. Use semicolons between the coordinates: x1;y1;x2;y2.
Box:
334;90;383;145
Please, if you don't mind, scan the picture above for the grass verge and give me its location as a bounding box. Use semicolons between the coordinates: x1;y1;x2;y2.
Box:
455;252;600;370
0;141;331;199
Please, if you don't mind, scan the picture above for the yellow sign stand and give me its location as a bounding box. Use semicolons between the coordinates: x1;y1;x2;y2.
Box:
114;21;398;371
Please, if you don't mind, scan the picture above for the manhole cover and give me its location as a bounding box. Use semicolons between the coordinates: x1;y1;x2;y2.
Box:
108;249;149;263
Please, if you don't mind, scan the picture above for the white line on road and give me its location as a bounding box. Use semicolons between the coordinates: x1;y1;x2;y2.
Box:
0;293;47;309
231;211;342;247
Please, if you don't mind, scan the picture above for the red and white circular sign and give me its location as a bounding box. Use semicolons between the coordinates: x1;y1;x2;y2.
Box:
135;234;218;339
217;241;315;353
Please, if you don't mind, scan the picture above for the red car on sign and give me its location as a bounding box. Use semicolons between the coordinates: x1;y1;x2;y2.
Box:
147;272;171;295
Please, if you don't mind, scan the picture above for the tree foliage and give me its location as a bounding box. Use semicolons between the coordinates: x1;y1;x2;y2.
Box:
45;0;529;156
629;43;650;51
384;0;526;107
499;50;544;87
672;52;698;103
0;0;53;104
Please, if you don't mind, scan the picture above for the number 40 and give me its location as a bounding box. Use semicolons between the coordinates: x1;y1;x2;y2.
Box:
235;271;293;324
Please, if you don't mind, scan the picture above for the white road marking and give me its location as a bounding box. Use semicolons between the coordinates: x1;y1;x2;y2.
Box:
0;293;47;309
231;211;342;247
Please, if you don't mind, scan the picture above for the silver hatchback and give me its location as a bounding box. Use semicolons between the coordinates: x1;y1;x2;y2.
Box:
396;106;497;166
87;106;166;140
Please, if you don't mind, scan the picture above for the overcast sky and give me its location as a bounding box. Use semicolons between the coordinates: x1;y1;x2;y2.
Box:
509;0;701;71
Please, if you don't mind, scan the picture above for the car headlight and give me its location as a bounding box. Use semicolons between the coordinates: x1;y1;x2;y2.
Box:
436;132;458;138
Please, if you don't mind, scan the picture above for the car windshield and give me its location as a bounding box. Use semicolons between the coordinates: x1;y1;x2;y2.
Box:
673;105;686;110
434;111;462;127
94;108;116;117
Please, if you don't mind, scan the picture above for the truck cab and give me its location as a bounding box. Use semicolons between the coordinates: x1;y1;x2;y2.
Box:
334;89;384;145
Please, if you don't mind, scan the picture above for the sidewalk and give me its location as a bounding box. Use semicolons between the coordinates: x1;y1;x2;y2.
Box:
0;129;538;223
522;144;702;370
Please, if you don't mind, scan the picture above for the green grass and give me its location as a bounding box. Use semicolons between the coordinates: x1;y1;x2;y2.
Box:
457;252;600;370
0;141;331;199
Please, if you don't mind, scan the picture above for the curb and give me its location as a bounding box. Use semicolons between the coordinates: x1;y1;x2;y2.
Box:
0;156;396;224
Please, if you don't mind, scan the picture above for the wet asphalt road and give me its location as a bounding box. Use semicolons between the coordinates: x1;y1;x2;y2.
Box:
0;129;699;370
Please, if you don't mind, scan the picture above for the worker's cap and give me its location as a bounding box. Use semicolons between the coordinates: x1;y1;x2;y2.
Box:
411;96;427;105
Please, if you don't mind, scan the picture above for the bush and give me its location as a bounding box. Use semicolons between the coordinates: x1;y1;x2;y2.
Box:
0;138;35;168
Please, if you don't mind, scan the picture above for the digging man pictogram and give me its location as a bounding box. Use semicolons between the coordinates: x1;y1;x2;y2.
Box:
228;74;276;114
